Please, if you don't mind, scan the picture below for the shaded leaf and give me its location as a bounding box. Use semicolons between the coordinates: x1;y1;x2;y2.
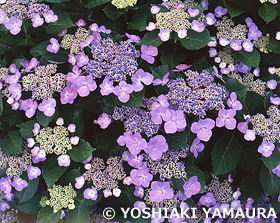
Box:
140;31;162;47
259;165;280;196
85;0;110;8
233;48;260;68
258;3;278;23
179;29;211;50
160;50;186;69
17;120;36;140
37;206;61;223
15;178;39;204
268;39;280;54
46;11;74;34
0;130;22;154
68;139;95;162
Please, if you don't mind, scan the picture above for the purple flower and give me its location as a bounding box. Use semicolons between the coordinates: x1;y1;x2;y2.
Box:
126;132;147;155
191;20;204;32
60;86;77;104
130;168;153;187
238;62;251;73
227;92;242;110
75;52;89;67
191;118;215;142
38;98;56;117
5;71;20;84
151;5;160;14
31;13;44;28
126;33;141;43
172;64;192;72
230;40;242;51
0;10;7;24
149;181;174;202
47;38;60;53
272;163;280;177
151;107;171;125
57;154;71;166
267;79;277;90
231;200;241;210
270;96;280;106
144;135;168;160
141;45;158;64
31;147;46;163
73;75;97;97
113;188;121;197
214;6;227;17
208;48;217;58
75;176;85;189
0;202;9;212
164;110;187;134
245;17;254;27
19;99;38;118
199;192;216;207
152;72;169;86
25;58;39;72
131;69;154;91
219;37;230;46
127;154;143;168
237;122;248;133
177;29;187;39
80;35;94;48
33;123;40;136
97;113;111;129
242;39;254;52
118;131;133;146
113;81;134;103
244;129;256;141
183;176;201;198
43;10;58;23
248;25;262;41
146;22;156;31
151;94;169;110
84;188;98;200
134;201;146;211
188;8;199;17
11;177;28;192
190;138;204;158
66;66;81;82
0;177;12;194
27;166;41;180
8;83;21;100
133;186;144;198
75;19;86;27
70;136;79;145
5;16;22;35
57;29;67;37
158;29;170;42
68;54;76;65
257;141;275;157
205;13;216;26
216;109;237;130
99;78;114;96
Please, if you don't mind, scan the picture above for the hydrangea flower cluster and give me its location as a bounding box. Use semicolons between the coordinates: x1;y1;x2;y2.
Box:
111;0;137;9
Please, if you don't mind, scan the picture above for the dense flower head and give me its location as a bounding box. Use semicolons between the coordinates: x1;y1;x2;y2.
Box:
86;38;140;81
112;105;160;137
0;146;32;178
207;178;233;203
111;0;137;9
44;183;76;213
83;157;126;191
166;70;228;117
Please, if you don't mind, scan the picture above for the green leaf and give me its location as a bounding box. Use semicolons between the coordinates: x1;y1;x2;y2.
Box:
224;1;245;18
66;202;90;223
42;156;68;188
85;0;110;8
46;11;74;34
238;142;260;173
36;111;54;128
259;165;280;196
262;149;280;170
17;195;41;215
224;77;249;103
127;17;147;31
160;50;186;69
0;130;22;154
68;139;95;162
140;31;162;47
103;4;124;20
37;206;61;223
17;120;36;140
98;95;117;115
190;55;210;73
179;29;211;50
233;48;260;68
258;3;278;23
15;178;39;204
171;177;186;192
163;129;188;150
245;91;265;115
267;39;280;54
212;135;241;176
60;168;81;185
